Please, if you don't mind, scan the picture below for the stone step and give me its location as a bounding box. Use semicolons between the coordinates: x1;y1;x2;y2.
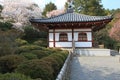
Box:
74;49;111;56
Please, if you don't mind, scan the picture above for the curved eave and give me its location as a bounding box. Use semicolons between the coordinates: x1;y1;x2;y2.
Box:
30;18;112;25
30;12;113;24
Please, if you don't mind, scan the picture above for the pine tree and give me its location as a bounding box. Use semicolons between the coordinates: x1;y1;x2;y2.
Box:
42;2;57;17
65;0;106;16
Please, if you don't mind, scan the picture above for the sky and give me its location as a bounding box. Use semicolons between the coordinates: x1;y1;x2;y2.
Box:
37;0;120;10
0;0;120;10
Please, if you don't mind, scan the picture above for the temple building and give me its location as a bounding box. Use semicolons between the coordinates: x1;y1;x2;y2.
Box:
30;11;112;49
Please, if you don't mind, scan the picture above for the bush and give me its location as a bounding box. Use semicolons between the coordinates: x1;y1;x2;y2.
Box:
16;59;54;80
16;38;28;46
51;48;62;51
16;49;69;80
33;39;47;47
22;26;47;43
43;48;62;54
0;22;12;31
17;45;43;54
41;57;60;78
0;73;32;80
31;50;49;59
40;50;69;79
20;52;38;60
49;53;64;68
23;26;40;39
0;55;26;73
0;29;22;56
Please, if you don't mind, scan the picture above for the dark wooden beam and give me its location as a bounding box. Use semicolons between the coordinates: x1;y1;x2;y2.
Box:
53;28;55;47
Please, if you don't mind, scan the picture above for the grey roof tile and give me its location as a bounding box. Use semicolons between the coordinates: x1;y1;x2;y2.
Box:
30;12;112;23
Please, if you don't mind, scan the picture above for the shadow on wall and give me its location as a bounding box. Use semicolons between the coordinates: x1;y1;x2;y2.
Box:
110;50;119;56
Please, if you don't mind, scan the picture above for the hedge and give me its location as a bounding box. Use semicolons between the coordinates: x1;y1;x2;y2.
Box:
20;52;38;60
16;59;54;80
16;38;28;46
41;57;61;78
0;55;26;73
33;39;47;47
17;45;43;54
31;50;50;59
0;73;32;80
16;50;69;80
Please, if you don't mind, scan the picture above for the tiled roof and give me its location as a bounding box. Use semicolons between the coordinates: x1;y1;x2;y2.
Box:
30;12;112;23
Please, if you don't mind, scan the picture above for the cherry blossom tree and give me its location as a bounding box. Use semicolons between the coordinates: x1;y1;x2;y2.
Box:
1;0;42;27
109;20;120;41
46;9;65;18
109;13;120;41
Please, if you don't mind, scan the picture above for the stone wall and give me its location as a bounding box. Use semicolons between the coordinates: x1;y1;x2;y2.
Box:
56;51;72;80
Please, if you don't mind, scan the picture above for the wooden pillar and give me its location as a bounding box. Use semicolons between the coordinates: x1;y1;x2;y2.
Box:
47;29;49;47
53;28;55;47
72;27;74;39
92;30;93;47
72;27;75;51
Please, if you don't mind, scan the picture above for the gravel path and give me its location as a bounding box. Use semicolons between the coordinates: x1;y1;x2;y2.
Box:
70;56;120;80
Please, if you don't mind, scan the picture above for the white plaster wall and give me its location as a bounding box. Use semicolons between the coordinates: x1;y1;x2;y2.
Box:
87;32;92;41
68;33;72;41
74;29;92;31
49;29;92;48
74;33;78;41
49;29;53;32
49;42;54;47
53;33;72;42
49;33;53;41
74;32;92;41
75;42;92;47
55;33;59;41
55;42;72;47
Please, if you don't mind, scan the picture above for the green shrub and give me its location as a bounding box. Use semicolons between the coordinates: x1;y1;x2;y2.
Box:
17;45;43;54
0;55;26;73
22;26;40;39
33;39;47;47
0;73;32;80
41;57;60;78
57;51;69;61
16;59;54;80
0;29;22;56
42;48;55;54
49;54;64;67
51;48;62;51
49;50;69;70
43;48;62;54
31;50;49;59
20;52;38;60
16;38;28;46
16;49;69;80
0;22;12;31
22;26;47;43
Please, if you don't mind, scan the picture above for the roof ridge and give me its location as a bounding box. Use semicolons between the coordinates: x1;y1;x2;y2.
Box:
73;12;112;17
46;12;68;19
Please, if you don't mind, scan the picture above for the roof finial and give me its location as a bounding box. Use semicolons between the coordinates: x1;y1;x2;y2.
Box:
67;0;74;13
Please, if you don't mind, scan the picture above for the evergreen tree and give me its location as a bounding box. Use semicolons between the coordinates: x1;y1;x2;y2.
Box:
42;2;57;17
65;0;106;16
0;5;3;19
75;0;106;16
0;5;3;13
